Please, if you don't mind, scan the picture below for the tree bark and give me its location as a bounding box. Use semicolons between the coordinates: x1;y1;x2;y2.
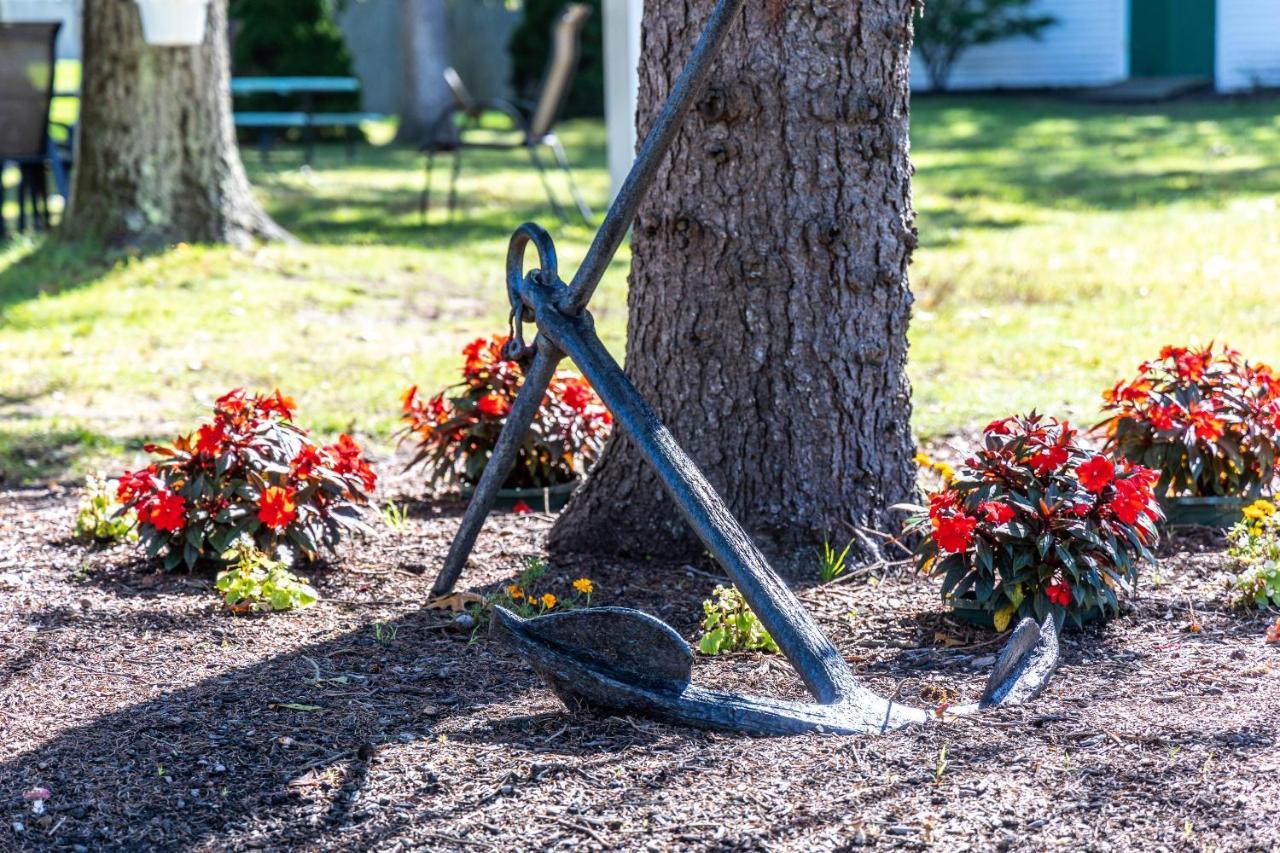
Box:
550;0;919;563
59;0;286;248
397;0;451;143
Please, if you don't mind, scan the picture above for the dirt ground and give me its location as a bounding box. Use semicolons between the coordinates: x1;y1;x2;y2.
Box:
2;465;1278;852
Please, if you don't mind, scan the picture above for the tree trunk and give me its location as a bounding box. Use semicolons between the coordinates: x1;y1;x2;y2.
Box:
60;0;287;248
551;0;919;563
397;0;451;143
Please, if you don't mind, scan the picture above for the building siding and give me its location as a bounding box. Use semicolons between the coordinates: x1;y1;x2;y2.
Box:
1217;0;1280;91
911;0;1128;91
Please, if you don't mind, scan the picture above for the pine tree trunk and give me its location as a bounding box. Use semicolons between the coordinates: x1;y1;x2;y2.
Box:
550;0;919;562
60;0;287;248
396;0;451;143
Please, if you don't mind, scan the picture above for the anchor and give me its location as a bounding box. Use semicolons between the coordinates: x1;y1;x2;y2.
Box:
430;0;1059;735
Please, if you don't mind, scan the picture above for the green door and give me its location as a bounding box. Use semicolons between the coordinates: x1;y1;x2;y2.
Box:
1130;0;1216;77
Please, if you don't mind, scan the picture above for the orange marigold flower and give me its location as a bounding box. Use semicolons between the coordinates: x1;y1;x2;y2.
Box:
506;584;524;600
572;577;594;596
257;486;298;530
540;593;556;609
1076;456;1115;494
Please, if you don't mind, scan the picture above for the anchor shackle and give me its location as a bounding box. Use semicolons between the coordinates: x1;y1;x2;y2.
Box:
504;222;565;364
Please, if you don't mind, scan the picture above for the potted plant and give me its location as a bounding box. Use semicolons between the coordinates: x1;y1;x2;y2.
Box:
400;335;612;510
1097;344;1280;527
135;0;211;46
116;388;376;570
905;413;1162;630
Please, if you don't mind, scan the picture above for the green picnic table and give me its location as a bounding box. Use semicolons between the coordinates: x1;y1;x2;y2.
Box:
230;76;384;165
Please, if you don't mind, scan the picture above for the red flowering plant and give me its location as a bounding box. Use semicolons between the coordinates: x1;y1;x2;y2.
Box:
904;413;1163;629
1098;344;1280;498
116;389;376;571
400;335;612;489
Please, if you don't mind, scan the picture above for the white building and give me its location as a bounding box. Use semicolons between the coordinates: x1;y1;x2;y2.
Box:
603;0;1280;195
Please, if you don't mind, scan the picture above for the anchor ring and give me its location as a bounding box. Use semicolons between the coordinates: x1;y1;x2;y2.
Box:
504;223;558;363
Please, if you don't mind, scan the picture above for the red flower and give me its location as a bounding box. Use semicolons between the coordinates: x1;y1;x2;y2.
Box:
1187;404;1224;442
512;500;533;515
291;445;325;479
559;378;595;413
143;490;187;532
934;513;977;554
928;490;959;521
195;422;227;457
477;393;510;418
979;501;1014;524
329;434;377;492
983;417;1012;435
257;486;298;530
1108;478;1152;525
1076;456;1115;493
1027;444;1069;475
117;467;158;504
215;388;248;416
253;389;297;420
1046;580;1071;607
401;385;419;412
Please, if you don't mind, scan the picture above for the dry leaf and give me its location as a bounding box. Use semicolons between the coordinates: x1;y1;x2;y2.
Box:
426;591;484;612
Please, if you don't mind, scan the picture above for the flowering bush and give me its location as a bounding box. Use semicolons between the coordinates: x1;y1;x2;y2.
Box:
117;389;376;570
907;413;1163;629
1225;499;1280;611
400;335;611;489
1098;344;1280;498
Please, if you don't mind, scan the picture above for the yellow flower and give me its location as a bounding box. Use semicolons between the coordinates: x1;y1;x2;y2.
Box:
914;451;932;468
506;584;524;600
1243;499;1276;520
572;577;594;596
935;462;955;484
540;593;557;609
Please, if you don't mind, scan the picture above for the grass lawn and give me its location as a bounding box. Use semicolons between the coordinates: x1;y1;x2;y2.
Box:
2;95;1279;482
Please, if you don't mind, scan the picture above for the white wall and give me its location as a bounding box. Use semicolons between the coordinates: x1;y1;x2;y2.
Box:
1217;0;1280;91
911;0;1128;91
603;0;642;201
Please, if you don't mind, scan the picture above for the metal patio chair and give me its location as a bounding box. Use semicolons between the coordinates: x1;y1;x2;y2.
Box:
0;21;71;239
419;3;594;225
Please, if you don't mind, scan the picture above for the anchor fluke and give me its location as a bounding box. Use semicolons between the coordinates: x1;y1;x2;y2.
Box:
979;615;1059;708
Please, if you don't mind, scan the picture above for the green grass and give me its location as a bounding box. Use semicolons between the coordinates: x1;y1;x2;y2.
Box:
2;95;1279;482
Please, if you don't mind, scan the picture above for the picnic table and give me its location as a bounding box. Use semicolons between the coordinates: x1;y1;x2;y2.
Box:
230;76;384;165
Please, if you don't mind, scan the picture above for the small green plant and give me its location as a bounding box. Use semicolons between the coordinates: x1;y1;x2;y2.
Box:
816;537;854;584
373;621;399;646
934;745;949;785
380;501;409;531
697;585;779;655
215;540;318;614
73;473;137;544
1226;500;1280;610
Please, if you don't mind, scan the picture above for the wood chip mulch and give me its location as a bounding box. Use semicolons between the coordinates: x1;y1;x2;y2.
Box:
2;472;1278;852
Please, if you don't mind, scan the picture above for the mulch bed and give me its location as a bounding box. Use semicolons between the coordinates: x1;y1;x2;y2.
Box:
2;467;1278;851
